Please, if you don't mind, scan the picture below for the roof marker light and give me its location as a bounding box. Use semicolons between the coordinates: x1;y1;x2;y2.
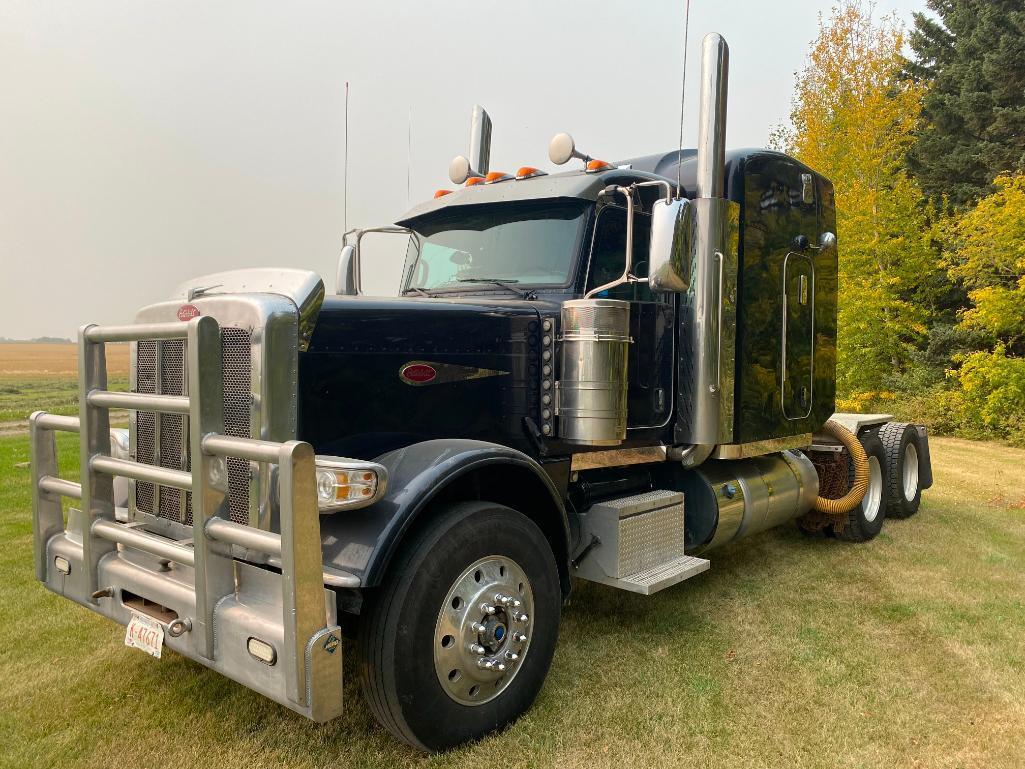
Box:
484;171;513;184
516;166;547;180
586;159;612;173
465;176;486;186
434;189;453;198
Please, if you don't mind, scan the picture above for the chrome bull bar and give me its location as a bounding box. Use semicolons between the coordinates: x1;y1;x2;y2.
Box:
30;316;343;722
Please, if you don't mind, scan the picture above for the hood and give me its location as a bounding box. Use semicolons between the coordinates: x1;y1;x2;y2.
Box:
298;295;546;459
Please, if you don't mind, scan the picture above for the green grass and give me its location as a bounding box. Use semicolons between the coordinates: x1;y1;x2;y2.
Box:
0;375;128;424
1;434;1023;768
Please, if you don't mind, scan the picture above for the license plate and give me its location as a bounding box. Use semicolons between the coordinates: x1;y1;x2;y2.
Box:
125;613;164;659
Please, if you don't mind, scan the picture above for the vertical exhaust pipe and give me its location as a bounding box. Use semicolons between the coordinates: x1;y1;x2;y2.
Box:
469;104;492;177
696;33;729;199
675;32;738;459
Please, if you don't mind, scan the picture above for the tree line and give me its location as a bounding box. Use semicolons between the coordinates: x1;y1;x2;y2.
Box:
773;0;1025;444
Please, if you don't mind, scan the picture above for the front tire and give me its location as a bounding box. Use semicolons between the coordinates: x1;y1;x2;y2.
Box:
358;501;561;751
835;432;888;542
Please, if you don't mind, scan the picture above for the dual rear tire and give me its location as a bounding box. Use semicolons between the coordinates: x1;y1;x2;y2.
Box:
836;422;925;541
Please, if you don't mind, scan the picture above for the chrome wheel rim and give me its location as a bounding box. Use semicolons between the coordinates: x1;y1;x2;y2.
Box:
903;443;919;501
434;555;534;706
864;455;883;522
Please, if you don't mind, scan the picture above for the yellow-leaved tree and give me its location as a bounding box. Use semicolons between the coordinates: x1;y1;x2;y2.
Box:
772;2;938;403
944;173;1025;440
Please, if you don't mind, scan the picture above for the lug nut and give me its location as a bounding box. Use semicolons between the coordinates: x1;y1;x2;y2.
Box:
471;622;488;634
496;661;507;672
513;632;527;643
480;603;496;615
505;651;519;662
477;657;496;670
514;612;529;623
469;643;485;655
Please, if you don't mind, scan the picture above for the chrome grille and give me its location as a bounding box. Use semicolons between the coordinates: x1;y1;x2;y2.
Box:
133;328;253;525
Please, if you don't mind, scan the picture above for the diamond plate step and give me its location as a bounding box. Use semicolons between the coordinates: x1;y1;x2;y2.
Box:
576;554;710;595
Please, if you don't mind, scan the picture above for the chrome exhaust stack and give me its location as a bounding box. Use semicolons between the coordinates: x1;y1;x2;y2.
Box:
674;33;740;459
449;104;493;184
695;34;729;199
468;104;492;177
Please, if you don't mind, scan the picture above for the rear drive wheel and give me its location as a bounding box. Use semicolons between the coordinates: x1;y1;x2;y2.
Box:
835;432;888;542
879;422;923;519
358;501;561;752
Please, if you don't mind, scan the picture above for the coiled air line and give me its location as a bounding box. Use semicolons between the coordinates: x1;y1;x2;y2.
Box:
813;420;870;514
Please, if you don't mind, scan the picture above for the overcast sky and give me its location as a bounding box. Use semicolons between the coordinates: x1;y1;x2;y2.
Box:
0;0;928;338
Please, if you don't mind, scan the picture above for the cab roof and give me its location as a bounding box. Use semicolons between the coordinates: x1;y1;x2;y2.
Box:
395;166;671;228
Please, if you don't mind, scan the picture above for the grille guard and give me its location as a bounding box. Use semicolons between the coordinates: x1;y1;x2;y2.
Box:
29;316;344;722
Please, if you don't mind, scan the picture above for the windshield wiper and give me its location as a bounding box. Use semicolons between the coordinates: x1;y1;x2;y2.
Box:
403;286;432;297
455;278;537;300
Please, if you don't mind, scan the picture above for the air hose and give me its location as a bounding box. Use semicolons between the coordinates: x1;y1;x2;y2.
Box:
813;420;869;514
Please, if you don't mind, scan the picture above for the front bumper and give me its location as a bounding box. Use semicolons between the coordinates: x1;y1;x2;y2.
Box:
29;317;346;722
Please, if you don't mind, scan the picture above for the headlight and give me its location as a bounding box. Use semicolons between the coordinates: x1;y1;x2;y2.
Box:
314;457;387;513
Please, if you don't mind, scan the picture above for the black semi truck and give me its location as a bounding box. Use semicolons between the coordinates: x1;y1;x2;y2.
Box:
29;33;931;751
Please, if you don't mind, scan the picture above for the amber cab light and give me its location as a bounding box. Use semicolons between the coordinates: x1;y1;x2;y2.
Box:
484;171;513;184
434;189;452;198
585;159;612;173
516;166;547;180
465;176;486;186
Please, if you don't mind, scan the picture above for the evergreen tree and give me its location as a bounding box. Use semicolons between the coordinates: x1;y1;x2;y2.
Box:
906;0;1025;207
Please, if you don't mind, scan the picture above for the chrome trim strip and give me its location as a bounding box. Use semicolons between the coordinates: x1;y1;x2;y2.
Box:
710;433;812;460
571;445;668;471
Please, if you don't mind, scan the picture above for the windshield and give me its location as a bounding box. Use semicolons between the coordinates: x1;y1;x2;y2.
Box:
402;200;590;292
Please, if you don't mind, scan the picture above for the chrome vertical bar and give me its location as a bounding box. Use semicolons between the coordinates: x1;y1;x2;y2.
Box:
187;315;234;660
277;440;326;706
30;412;65;581
696;33;729;199
78;325;116;599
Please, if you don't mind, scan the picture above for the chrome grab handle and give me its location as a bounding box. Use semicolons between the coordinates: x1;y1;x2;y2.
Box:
711;250;724;393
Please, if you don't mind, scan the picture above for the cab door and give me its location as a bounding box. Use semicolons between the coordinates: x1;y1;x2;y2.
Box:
584;206;674;429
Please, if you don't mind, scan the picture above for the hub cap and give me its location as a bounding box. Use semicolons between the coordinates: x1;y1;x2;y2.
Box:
903;443;919;501
864;455;883;522
434;555;534;706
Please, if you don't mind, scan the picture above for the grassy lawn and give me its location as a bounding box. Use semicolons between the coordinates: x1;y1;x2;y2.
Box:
1;433;1023;768
0;375;129;424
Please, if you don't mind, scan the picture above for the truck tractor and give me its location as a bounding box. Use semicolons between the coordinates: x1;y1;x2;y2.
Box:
28;33;932;751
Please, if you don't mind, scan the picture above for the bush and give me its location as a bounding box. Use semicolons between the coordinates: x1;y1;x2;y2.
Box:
947;346;1025;445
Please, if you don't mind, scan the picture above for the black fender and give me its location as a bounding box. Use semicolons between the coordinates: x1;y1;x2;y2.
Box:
319;439;571;593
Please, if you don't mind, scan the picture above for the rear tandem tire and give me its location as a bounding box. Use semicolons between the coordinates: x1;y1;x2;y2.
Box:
835;432;888;542
357;500;561;752
879;422;924;519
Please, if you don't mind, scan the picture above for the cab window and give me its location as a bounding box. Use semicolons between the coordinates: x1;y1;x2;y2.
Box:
584;206;657;302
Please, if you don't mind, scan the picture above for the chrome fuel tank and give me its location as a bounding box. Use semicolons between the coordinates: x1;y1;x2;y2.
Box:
680;450;819;552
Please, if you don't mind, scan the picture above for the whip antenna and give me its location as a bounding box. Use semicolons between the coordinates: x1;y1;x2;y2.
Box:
676;0;692;198
344;81;350;233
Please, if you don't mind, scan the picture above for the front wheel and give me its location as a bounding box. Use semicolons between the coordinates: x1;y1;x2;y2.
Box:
358;501;561;751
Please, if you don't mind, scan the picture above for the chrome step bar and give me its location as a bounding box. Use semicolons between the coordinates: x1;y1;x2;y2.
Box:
30;316;343;722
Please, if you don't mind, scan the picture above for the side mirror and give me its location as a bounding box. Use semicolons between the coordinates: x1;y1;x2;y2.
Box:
648;198;693;293
335;244;358;295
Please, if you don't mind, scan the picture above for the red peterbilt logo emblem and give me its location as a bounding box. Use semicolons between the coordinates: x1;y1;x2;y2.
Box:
177;304;200;321
399;363;437;385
